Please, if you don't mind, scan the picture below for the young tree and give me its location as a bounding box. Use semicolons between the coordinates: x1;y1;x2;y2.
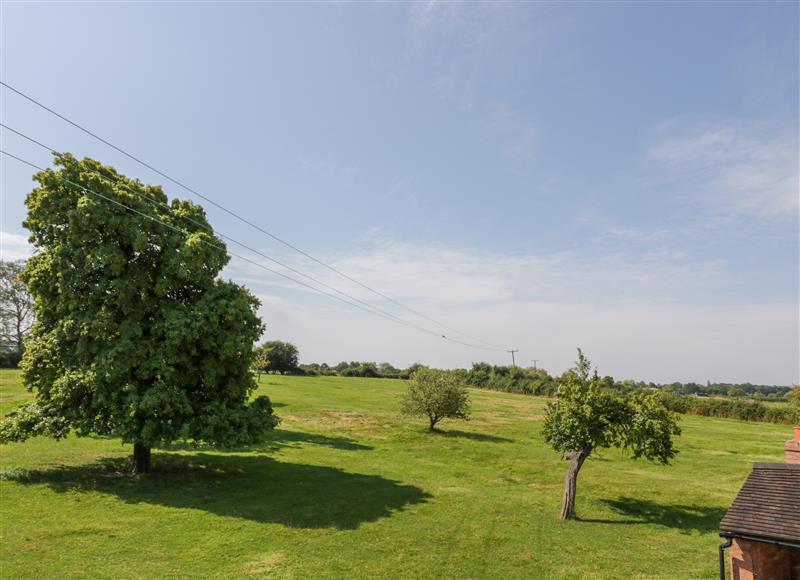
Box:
0;154;279;473
255;340;300;374
400;368;470;431
789;385;800;424
542;350;681;520
253;352;270;381
0;260;34;366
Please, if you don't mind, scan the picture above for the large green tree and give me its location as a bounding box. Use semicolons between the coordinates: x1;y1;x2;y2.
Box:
0;154;279;472
542;350;680;520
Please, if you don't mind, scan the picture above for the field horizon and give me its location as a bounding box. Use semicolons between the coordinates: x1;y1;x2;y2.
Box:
0;369;791;578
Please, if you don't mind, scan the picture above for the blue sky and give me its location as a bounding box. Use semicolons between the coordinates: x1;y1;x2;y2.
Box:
1;2;798;383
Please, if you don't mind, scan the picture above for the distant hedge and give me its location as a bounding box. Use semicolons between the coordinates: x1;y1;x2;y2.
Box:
454;363;558;396
296;358;797;425
655;393;795;424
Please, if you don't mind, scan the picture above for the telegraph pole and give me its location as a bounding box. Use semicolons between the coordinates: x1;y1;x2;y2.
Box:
531;359;539;370
507;350;519;367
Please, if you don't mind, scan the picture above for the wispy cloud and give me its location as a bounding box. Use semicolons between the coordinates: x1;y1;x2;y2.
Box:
235;238;795;384
2;230;795;383
648;124;799;220
0;231;32;261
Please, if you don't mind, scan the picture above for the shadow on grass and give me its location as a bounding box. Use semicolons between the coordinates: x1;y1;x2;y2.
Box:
583;496;727;534
435;429;514;443
3;452;429;529
163;429;372;452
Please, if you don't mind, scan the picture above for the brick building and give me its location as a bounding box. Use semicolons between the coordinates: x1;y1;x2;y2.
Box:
718;427;800;580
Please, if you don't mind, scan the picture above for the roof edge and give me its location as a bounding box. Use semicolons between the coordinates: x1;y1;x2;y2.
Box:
752;462;800;470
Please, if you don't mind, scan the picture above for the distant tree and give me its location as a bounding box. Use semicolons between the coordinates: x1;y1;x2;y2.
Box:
256;341;299;374
400;368;470;431
542;349;681;520
0;154;279;473
0;260;34;367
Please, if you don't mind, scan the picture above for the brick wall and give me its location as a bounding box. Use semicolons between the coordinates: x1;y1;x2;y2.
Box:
729;538;800;580
786;427;800;465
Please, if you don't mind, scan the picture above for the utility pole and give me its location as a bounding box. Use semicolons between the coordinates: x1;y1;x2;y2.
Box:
507;350;519;367
531;359;539;370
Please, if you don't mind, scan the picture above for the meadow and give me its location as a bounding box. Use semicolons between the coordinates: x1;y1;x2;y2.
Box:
0;369;790;579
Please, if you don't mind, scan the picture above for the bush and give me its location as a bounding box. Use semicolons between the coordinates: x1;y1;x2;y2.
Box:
400;369;470;431
656;392;794;424
459;363;557;396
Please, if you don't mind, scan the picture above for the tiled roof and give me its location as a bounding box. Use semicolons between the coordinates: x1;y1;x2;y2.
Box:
719;463;800;544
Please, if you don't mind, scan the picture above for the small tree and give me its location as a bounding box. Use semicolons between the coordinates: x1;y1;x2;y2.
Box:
400;368;470;431
253;353;269;381
0;154;279;473
0;260;34;367
789;385;800;424
542;349;680;520
256;341;300;374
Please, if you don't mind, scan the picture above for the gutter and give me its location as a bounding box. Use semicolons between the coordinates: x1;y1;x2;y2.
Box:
718;532;800;580
718;535;733;580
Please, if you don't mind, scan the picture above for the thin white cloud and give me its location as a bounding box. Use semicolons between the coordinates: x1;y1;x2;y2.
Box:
648;125;799;219
231;238;797;384
0;231;32;261
4;229;796;383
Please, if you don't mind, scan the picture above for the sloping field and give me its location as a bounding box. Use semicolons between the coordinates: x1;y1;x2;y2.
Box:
0;370;789;578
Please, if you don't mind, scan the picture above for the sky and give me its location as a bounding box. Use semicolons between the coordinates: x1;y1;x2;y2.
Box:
1;1;798;384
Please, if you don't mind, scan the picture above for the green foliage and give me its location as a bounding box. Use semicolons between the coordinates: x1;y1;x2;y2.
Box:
457;363;557;395
0;154;278;462
254;341;300;374
653;380;791;400
299;360;418;379
786;386;800;424
657;392;795;424
542;351;680;463
400;368;470;431
542;350;680;519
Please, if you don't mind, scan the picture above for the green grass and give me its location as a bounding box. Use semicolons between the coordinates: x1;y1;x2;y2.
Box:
0;369;791;578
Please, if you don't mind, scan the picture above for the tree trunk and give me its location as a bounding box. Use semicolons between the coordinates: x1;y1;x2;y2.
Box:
559;447;591;520
428;415;438;431
132;442;151;474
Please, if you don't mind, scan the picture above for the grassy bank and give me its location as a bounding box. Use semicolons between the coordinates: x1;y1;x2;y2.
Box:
0;369;790;578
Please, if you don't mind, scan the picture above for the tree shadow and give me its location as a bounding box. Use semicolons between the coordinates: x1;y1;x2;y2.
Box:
435;429;514;443
583;496;727;534
4;453;429;530
162;429;372;452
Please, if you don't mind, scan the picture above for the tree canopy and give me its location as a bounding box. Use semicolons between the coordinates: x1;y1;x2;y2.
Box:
542;349;680;520
0;154;279;472
400;368;470;431
254;340;300;375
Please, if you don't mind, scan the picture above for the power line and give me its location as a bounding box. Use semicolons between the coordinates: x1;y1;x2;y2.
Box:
0;80;513;352
1;148;507;352
1;122;500;347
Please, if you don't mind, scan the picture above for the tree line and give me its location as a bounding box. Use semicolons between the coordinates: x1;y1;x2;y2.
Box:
254;343;798;425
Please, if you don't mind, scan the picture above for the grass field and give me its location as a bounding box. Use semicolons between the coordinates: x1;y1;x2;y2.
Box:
0;369;791;579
